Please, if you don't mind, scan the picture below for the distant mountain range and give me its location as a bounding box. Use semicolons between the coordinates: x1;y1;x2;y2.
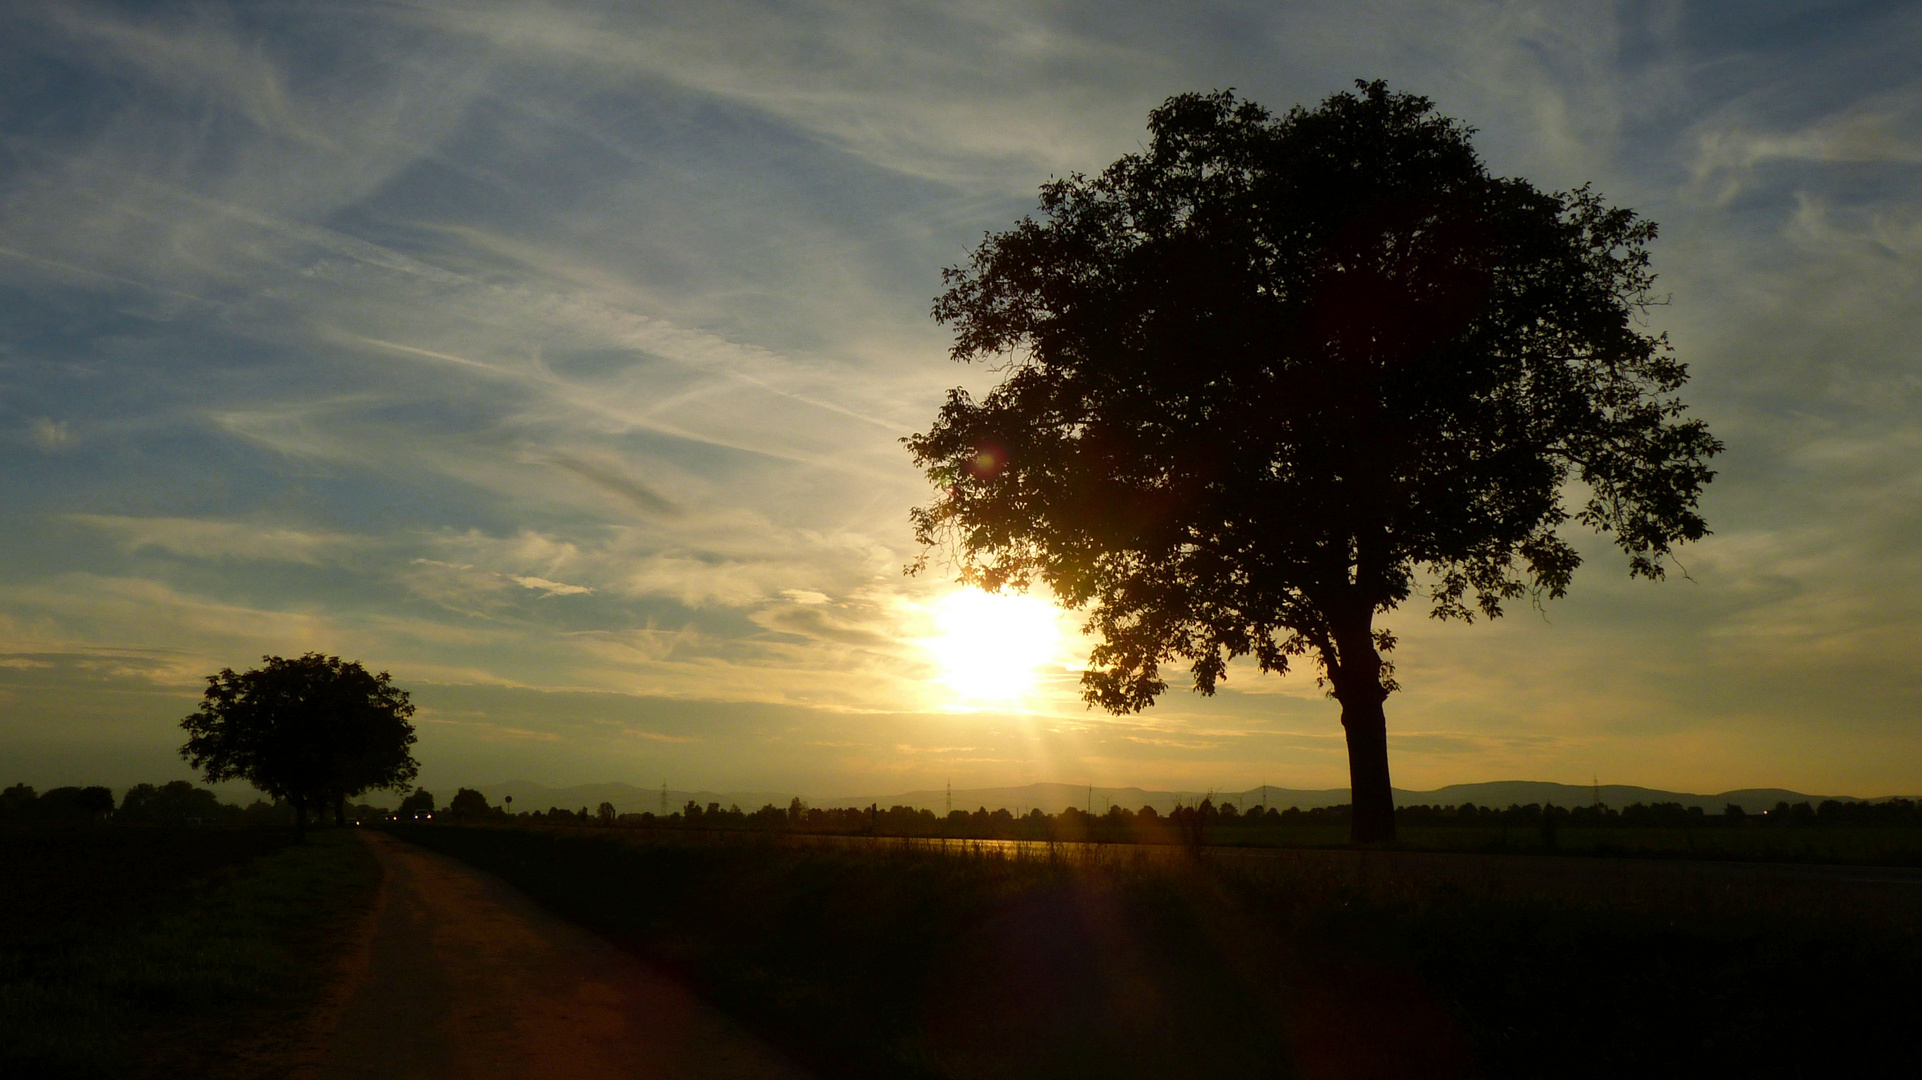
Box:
476;779;1917;817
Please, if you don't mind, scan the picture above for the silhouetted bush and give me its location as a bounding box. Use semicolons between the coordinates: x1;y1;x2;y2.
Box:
1;784;115;823
118;781;230;825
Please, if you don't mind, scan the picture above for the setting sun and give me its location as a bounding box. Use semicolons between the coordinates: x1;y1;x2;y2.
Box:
925;589;1067;707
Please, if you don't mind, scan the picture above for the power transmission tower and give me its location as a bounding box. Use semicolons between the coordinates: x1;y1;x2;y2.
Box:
660;780;668;816
945;779;952;817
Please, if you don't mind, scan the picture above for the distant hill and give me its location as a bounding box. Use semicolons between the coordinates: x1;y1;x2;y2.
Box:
1390;781;1874;816
475;779;1913;817
822;781;1886;816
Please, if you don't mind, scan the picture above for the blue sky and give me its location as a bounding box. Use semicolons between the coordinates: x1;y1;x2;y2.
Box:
2;1;1918;798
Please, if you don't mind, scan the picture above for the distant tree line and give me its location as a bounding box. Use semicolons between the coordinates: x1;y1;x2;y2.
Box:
0;783;114;823
415;792;1922;844
405;787;1922;845
29;780;1910;839
0;780;395;827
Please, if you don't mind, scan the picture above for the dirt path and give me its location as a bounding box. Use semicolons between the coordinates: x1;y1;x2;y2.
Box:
316;831;808;1080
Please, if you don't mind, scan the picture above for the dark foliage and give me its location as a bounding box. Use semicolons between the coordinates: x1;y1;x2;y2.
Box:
117;781;224;825
180;653;418;838
0;781;365;829
908;83;1720;842
0;784;113;823
449;787;497;821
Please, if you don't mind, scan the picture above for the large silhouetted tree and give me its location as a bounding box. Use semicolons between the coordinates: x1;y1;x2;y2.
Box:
180;653;419;840
908;83;1720;843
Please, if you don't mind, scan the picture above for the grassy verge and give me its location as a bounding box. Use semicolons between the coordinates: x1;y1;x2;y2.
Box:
0;826;381;1078
395;824;1922;1080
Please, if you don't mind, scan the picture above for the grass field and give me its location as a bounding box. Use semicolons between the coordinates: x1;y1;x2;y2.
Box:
394;823;1922;1080
0;825;381;1078
1206;824;1922;863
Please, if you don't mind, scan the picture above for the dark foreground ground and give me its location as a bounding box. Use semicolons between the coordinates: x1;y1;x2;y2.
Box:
320;831;803;1080
395;824;1922;1080
0;825;379;1078
9;823;1919;1078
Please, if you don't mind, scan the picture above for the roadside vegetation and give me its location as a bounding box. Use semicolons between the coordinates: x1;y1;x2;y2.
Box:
0;818;380;1078
395;822;1922;1079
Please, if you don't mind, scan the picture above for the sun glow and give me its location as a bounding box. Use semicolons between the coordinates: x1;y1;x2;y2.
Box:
925;589;1067;707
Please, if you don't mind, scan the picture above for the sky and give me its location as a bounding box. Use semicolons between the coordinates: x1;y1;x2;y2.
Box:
2;0;1918;800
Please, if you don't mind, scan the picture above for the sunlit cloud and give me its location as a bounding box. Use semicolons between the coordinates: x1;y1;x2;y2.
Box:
28;417;72;450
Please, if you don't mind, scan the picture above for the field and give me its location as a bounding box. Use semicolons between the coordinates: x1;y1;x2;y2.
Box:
394;823;1922;1079
0;825;381;1078
590;799;1922;868
1211;824;1922;864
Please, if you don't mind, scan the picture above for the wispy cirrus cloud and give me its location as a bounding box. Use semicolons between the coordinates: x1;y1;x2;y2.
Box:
510;575;594;598
71;514;360;565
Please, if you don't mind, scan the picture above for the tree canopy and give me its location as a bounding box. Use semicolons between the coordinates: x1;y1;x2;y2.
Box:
118;780;224;825
180;653;419;838
0;784;114;823
449;787;492;820
907;82;1720;843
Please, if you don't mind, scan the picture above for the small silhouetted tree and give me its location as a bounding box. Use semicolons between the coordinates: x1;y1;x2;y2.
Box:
31;785;115;822
596;801;616;826
449;787;491;822
908;82;1720;843
180;654;420;840
0;783;34;822
119;780;224;825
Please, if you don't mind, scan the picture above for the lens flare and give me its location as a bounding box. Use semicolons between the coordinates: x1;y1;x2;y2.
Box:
967;441;1006;479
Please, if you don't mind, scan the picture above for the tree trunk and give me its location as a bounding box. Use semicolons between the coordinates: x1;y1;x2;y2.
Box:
335;794;347;827
1339;691;1397;844
292;797;308;843
1331;612;1398;845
